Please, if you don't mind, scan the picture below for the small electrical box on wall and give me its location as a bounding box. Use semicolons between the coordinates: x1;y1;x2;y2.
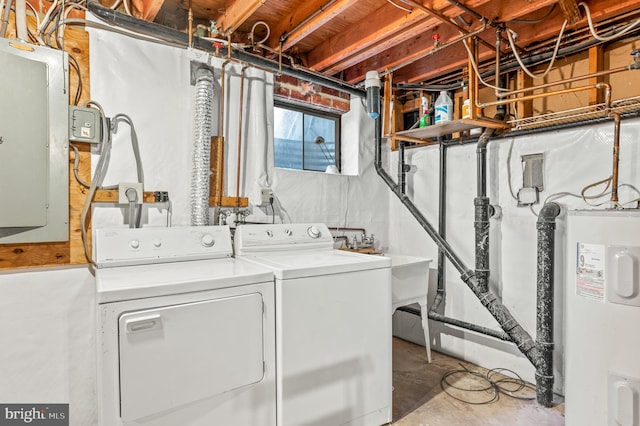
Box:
0;39;69;243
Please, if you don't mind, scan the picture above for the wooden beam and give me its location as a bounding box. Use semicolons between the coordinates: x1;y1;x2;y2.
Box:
588;45;604;105
267;0;331;48
343;0;636;84
508;0;640;49
209;196;249;207
516;70;533;119
343;28;494;83
217;0;266;35
305;4;428;72
280;0;360;52
93;190;163;203
557;0;582;25
130;0;165;21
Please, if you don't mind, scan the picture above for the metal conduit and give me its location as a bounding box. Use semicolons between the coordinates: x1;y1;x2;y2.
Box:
190;66;214;226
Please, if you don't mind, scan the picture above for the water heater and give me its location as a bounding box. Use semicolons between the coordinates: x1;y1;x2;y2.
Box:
565;210;640;426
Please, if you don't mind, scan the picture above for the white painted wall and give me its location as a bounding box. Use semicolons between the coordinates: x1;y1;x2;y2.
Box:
0;265;96;424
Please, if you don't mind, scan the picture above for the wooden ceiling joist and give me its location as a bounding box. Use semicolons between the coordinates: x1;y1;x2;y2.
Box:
130;0;165;21
217;0;267;35
305;4;429;72
279;0;360;52
557;0;583;25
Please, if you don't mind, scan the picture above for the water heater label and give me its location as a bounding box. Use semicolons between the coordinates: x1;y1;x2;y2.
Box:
576;243;605;302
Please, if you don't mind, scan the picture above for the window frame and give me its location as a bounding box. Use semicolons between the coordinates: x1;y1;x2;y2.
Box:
273;100;341;172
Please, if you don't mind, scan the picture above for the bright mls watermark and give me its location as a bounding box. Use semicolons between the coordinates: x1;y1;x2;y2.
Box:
0;404;68;425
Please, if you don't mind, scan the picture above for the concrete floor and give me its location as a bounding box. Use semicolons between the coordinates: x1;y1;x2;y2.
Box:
392;338;565;425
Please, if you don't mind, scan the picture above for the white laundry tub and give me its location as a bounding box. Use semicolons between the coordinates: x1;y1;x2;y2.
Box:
390;255;432;311
388;255;433;362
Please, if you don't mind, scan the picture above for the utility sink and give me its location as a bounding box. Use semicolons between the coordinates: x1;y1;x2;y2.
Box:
388;255;433;362
390;255;432;310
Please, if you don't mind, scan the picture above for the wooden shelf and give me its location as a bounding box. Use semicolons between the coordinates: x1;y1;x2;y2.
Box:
392;118;510;141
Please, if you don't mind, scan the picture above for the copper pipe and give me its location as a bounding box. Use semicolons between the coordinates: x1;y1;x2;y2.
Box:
380;21;487;77
188;1;193;47
477;82;611;109
609;112;621;204
219;60;231;137
498;66;628;98
495;26;502;99
401;0;496;53
236;66;249;210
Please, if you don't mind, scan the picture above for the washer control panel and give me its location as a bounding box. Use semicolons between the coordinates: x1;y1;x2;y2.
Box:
94;226;232;267
234;223;334;254
234;223;333;255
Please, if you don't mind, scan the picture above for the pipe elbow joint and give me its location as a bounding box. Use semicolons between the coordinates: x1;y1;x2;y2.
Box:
538;202;562;222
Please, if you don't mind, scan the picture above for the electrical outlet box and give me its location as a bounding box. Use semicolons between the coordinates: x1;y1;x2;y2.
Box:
261;188;274;204
517;187;539;206
119;182;144;204
69;106;102;143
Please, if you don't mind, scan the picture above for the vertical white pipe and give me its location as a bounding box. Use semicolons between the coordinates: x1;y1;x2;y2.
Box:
190;67;214;226
14;0;28;41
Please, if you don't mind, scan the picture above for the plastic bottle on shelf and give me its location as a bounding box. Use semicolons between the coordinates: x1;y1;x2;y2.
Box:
434;91;453;124
419;96;430;128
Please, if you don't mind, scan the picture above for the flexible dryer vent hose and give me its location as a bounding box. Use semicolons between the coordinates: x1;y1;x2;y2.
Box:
191;67;214;225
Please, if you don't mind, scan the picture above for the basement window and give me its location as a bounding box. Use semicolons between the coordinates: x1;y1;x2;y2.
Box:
274;102;340;172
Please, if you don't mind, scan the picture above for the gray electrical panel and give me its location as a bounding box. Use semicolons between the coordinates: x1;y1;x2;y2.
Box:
0;38;69;243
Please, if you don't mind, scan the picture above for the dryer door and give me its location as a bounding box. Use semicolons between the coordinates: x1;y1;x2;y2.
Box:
118;293;264;422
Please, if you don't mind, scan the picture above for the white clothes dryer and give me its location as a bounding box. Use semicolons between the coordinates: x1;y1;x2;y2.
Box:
94;226;276;426
234;223;392;426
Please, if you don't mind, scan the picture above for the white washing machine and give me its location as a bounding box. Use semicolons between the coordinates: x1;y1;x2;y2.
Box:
234;223;392;426
94;226;276;426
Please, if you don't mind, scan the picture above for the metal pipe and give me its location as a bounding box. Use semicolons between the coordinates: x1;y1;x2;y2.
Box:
373;115;540;367
495;26;502;99
500;67;627;98
279;0;337;45
398;141;407;195
535;202;561;407
609;112;621;203
219;60;231;137
437;141;447;299
86;0;365;97
429;311;512;341
474;120;501;294
396;29;640;94
477;82;611;109
329;226;367;233
401;0;496;53
380;21;487;77
190;67;215;226
187;0;193;47
235;66;248;210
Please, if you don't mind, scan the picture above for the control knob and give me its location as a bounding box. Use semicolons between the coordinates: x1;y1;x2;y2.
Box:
307;226;321;239
130;239;140;249
201;234;215;247
266;230;273;237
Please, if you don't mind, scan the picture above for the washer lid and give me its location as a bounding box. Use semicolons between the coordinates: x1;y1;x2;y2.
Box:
241;250;391;279
95;258;273;303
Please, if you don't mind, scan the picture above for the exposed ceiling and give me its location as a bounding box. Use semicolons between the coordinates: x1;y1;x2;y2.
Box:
131;0;640;86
